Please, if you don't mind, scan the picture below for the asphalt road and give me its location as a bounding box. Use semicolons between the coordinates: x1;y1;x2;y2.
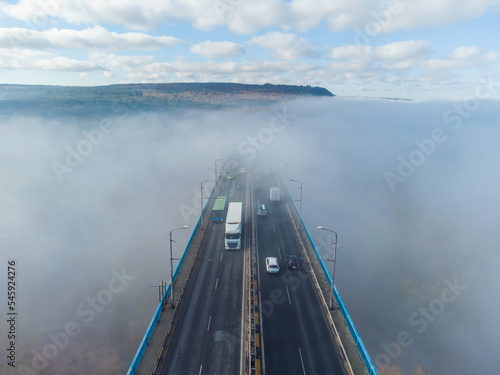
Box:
158;168;347;375
255;173;348;375
158;177;246;375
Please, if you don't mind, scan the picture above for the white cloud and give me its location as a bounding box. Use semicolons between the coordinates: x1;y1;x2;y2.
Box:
1;0;498;34
423;46;499;70
328;45;373;62
0;48;103;71
248;31;319;60
190;41;245;59
451;46;482;60
0;26;183;50
328;40;432;69
374;40;432;61
221;0;290;34
378;0;500;33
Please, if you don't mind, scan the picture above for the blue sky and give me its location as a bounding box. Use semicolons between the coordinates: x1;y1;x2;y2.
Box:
0;0;499;99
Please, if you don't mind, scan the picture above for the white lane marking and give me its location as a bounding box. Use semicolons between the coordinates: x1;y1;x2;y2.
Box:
277;246;282;259
273;223;276;232
220;252;224;262
207;316;212;331
286;285;291;305
299;347;307;375
198;365;203;375
214;278;219;291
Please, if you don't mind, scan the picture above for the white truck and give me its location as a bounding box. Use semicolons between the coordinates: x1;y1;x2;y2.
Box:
270;187;281;202
225;202;242;250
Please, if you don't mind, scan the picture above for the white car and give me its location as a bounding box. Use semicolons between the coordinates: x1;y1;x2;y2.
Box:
265;257;280;274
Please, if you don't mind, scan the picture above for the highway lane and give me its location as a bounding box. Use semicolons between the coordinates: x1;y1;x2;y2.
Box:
255;174;348;375
158;177;246;375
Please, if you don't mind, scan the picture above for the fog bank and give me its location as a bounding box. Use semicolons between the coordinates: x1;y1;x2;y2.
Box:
1;97;499;374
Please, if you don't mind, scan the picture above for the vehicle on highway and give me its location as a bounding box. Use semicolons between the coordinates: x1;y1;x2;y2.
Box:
286;255;300;270
211;196;228;222
227;173;234;180
236;182;244;189
240;167;246;174
257;203;267;217
265;257;280;274
270;187;281;202
225;202;242;250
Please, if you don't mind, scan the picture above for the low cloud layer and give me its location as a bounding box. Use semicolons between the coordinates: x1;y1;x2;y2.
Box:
0;97;499;374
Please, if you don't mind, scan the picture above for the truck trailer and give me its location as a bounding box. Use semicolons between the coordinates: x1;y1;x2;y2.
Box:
270;187;281;202
225;202;242;250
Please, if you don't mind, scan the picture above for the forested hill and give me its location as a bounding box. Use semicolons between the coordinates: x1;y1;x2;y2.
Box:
0;82;334;118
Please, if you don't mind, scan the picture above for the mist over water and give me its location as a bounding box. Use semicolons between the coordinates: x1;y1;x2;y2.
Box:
1;97;498;374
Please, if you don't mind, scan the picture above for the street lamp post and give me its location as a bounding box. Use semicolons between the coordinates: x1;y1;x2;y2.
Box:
169;225;189;308
289;178;302;220
200;179;213;229
214;158;224;182
214;158;223;196
317;226;338;310
279;159;287;181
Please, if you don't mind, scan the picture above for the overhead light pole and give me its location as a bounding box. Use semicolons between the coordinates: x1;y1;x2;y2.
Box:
200;179;213;229
169;225;189;308
214;158;223;195
317;226;338;310
289;178;302;220
279;159;287;181
215;158;224;182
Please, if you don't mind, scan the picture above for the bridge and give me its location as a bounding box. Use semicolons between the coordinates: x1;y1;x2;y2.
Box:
127;161;378;375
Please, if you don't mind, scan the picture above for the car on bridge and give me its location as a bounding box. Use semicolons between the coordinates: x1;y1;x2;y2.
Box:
286;255;300;270
265;257;280;274
257;203;267;217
